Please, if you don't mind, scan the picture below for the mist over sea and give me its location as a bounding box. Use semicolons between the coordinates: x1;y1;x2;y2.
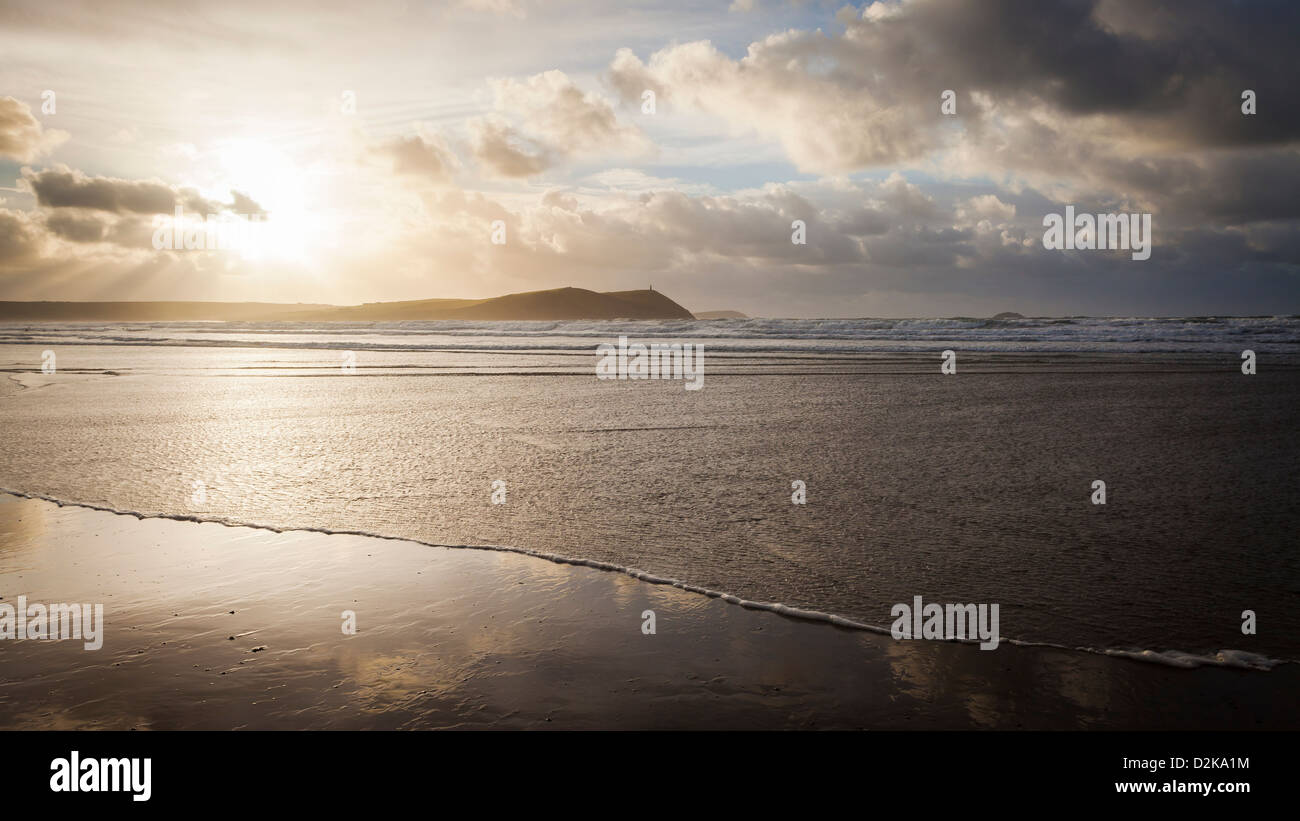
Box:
3;317;1298;667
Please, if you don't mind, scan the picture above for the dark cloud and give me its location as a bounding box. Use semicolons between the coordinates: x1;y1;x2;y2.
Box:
22;168;253;227
610;0;1300;175
44;211;109;243
847;0;1300;148
25;167;182;214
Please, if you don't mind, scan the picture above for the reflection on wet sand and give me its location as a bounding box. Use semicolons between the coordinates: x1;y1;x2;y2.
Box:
0;495;1295;730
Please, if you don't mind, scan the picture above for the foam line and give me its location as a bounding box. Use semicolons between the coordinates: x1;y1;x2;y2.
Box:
0;488;1289;672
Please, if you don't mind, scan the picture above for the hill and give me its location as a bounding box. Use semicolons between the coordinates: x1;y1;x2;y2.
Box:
694;310;748;319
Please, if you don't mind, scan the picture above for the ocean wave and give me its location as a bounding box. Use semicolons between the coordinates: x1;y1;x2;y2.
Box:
1;487;1289;673
1;316;1297;355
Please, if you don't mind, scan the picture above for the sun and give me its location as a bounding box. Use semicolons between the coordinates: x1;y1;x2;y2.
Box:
214;139;318;264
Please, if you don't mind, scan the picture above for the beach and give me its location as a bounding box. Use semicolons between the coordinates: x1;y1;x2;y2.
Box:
1;318;1298;730
2;494;1297;730
4;0;1300;754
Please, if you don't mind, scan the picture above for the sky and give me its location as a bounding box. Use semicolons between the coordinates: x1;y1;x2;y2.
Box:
1;0;1297;317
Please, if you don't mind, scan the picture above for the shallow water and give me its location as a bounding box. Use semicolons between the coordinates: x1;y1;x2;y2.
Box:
2;320;1298;665
7;495;1297;730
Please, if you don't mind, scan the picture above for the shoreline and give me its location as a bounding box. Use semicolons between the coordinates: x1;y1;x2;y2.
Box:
2;489;1286;674
1;494;1295;730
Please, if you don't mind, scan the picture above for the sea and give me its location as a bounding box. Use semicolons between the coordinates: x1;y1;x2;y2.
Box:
2;315;1298;668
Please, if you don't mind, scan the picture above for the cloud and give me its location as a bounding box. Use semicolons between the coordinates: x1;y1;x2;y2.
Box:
957;194;1016;225
468;116;552;178
471;70;649;177
397;176;957;283
0;0;1297;315
0;96;68;162
43;210;110;243
0;209;47;263
609;34;942;174
380;166;1300;315
878;173;940;221
22;167;224;215
373;128;460;184
583;168;717;196
9;163;276;260
608;0;1300;174
229;190;267;215
853;0;1300;149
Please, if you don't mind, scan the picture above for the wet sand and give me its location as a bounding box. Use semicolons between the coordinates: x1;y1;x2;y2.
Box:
0;493;1295;730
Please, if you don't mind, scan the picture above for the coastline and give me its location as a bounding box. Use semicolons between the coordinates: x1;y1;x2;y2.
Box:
1;493;1295;730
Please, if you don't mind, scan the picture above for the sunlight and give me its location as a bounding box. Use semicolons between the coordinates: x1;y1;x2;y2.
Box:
215;139;316;264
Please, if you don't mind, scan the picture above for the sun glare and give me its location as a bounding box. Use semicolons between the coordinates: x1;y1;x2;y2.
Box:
215;139;316;264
